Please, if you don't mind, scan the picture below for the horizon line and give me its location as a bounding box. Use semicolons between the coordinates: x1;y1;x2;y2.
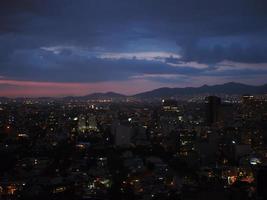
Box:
1;81;266;99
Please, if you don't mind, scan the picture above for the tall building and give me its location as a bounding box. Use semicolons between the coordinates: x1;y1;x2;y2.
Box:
160;99;180;135
178;130;196;155
206;96;221;126
78;114;87;133
78;114;99;133
88;115;98;131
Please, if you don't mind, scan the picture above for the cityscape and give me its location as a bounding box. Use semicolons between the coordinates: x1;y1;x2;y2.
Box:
0;88;267;199
1;0;267;200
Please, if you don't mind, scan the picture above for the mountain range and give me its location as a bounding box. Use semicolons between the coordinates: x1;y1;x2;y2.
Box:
133;82;267;99
1;82;267;100
63;92;126;101
63;82;267;100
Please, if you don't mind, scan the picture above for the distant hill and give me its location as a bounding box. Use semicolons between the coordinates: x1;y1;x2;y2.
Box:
63;92;126;101
134;82;267;99
82;92;126;100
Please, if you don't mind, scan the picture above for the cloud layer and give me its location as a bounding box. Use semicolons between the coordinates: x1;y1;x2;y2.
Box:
1;0;267;96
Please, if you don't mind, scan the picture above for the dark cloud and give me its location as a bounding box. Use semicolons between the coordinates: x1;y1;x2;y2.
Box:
178;37;267;63
0;0;267;85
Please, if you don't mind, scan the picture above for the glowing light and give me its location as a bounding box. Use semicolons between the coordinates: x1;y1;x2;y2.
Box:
227;176;237;185
250;157;261;165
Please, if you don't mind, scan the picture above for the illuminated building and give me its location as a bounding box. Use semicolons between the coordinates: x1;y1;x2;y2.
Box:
161;99;179;112
78;114;99;133
87;115;98;131
178;130;196;155
78;114;87;133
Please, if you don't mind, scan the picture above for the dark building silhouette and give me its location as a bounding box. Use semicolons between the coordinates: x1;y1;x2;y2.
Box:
205;96;221;126
257;166;267;199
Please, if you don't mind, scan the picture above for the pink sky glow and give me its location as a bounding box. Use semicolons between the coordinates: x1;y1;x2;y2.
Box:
0;79;173;97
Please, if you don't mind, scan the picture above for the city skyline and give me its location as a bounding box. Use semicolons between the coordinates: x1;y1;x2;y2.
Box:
1;1;267;199
1;0;267;96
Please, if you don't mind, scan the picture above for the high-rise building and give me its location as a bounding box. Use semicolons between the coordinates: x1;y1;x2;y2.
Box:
178;130;196;155
78;114;98;133
88;115;98;131
78;114;87;133
206;96;221;126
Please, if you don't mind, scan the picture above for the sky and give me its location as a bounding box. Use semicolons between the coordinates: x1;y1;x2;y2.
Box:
1;0;267;97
